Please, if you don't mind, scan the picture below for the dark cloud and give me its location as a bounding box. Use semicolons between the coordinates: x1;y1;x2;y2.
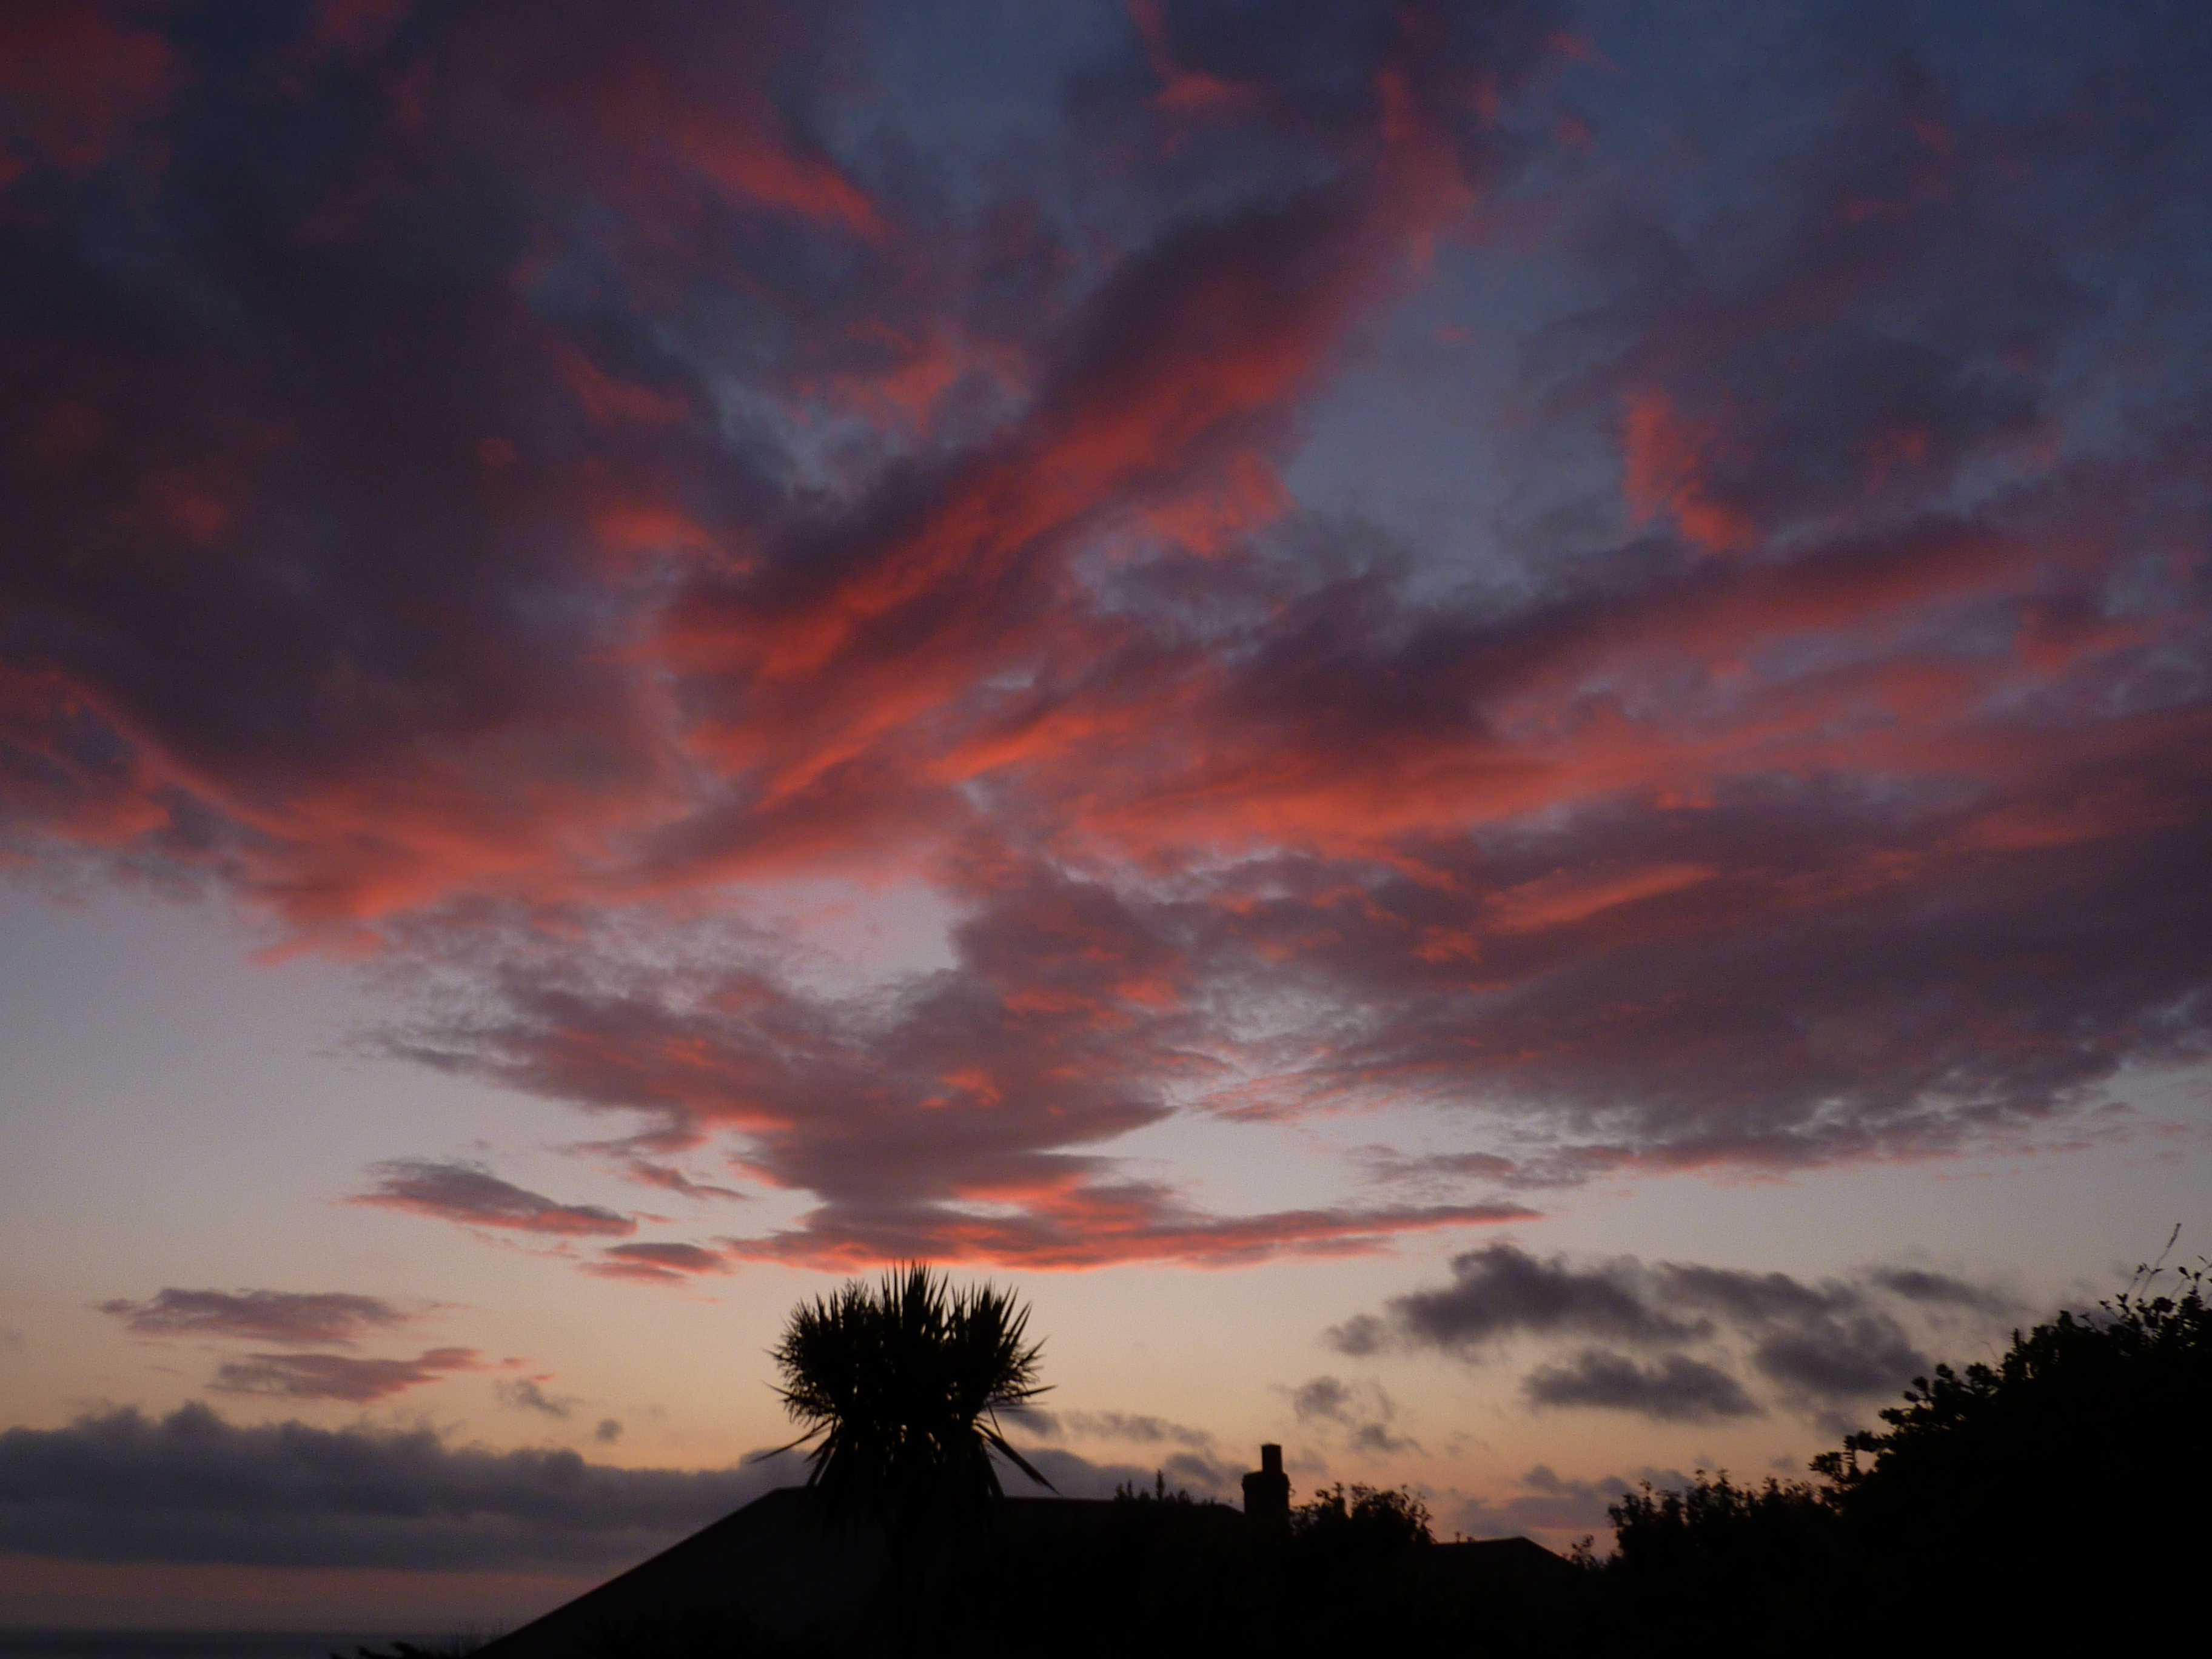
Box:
1289;1376;1355;1423
497;1378;580;1420
595;1418;624;1444
1522;1349;1760;1423
96;1289;411;1347
1330;1244;1706;1354
0;1403;789;1570
1869;1268;2019;1313
1284;1374;1413;1455
1347;1421;1417;1455
1751;1319;1928;1406
1334;1242;2009;1420
353;1160;635;1239
210;1347;484;1404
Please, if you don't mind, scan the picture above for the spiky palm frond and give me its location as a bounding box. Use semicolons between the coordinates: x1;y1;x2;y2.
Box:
771;1264;1052;1533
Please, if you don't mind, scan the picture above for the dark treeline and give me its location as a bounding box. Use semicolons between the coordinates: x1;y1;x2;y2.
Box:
934;1242;2206;1659
380;1257;2207;1657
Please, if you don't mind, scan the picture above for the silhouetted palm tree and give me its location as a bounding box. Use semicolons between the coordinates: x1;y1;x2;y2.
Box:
770;1263;1053;1540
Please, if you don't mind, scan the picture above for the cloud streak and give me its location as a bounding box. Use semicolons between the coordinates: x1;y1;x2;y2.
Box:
210;1347;485;1405
352;1161;635;1240
97;1289;412;1347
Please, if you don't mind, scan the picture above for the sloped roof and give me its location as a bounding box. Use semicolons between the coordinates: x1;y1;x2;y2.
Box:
477;1487;1158;1657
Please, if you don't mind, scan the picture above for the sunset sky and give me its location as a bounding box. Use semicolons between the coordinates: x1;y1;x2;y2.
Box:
3;0;2209;1632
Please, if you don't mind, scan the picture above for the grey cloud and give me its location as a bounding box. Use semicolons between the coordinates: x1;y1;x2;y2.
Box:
1334;1244;1707;1355
1869;1268;2017;1313
1522;1349;1760;1423
0;1403;795;1570
354;1160;635;1239
1752;1316;1927;1403
1347;1421;1417;1455
1055;1411;1215;1448
210;1347;484;1404
1335;1243;2008;1419
1285;1375;1411;1455
1324;1315;1387;1357
498;1378;580;1419
97;1289;414;1347
997;1407;1216;1450
594;1419;624;1444
1290;1376;1355;1422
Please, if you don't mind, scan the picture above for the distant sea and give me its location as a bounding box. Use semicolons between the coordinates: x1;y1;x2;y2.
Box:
0;1634;437;1659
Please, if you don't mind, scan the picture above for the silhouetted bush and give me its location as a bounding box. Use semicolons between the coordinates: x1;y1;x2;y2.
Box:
924;1473;1583;1659
1289;1480;1432;1552
472;1252;2207;1658
1600;1473;1842;1656
1600;1251;2212;1655
1816;1255;2210;1647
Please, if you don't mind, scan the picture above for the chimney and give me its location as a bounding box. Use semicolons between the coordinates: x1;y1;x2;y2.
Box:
1241;1443;1289;1529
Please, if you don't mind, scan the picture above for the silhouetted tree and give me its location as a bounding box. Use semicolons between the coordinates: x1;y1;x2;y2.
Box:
1812;1252;2210;1647
1604;1243;2212;1654
771;1264;1053;1533
1603;1472;1842;1656
771;1263;1052;1646
1289;1481;1433;1553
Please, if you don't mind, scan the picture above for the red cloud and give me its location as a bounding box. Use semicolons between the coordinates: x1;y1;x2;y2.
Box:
4;1;2210;1275
0;2;175;175
723;1194;1538;1273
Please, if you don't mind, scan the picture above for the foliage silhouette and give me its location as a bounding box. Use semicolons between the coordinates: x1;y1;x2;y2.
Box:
770;1262;1053;1537
1602;1472;1840;1656
929;1472;1579;1659
1603;1240;2212;1654
455;1241;2205;1658
768;1264;1052;1648
1289;1480;1433;1553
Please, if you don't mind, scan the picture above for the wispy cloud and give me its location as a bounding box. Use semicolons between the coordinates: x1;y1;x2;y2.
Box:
352;1161;634;1239
586;1242;732;1282
210;1347;485;1404
97;1289;412;1347
496;1377;581;1419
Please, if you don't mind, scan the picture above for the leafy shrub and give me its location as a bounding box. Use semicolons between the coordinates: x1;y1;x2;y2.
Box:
1604;1248;2212;1654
